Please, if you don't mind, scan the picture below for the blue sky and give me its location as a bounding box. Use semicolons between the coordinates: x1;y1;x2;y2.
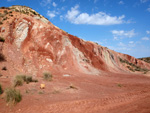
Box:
1;0;150;58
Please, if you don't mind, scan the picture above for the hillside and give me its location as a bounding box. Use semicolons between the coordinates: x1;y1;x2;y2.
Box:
139;57;150;63
0;6;150;113
0;5;150;76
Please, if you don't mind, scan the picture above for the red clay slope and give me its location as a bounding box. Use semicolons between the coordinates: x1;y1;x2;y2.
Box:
0;6;150;77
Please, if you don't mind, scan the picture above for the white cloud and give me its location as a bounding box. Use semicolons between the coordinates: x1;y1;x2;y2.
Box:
40;0;51;6
118;1;124;5
141;37;149;40
147;7;150;12
129;41;134;44
47;11;58;18
111;29;136;38
66;5;126;25
52;2;57;7
66;5;80;22
140;0;149;3
146;30;150;34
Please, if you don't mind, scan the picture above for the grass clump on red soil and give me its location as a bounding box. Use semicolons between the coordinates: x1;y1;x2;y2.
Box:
0;53;6;62
43;72;53;81
5;88;22;105
68;84;78;90
0;83;3;94
14;75;38;87
117;83;122;88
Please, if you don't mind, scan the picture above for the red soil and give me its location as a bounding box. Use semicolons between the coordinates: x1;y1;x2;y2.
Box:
0;72;150;113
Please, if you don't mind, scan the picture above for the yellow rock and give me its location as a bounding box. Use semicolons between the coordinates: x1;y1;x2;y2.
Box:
40;84;45;89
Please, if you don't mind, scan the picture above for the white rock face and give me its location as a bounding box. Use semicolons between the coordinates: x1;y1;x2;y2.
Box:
15;20;29;48
46;58;53;63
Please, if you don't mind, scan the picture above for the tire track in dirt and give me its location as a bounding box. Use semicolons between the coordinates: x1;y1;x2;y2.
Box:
15;90;150;113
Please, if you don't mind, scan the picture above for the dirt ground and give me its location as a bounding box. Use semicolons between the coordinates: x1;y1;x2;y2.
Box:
0;72;150;113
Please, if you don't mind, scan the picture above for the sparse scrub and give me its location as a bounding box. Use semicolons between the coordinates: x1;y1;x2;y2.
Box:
143;70;149;74
119;57;149;73
69;84;78;89
2;66;7;71
0;84;3;94
0;37;5;42
25;76;38;83
3;17;8;21
4;10;8;14
139;57;150;63
14;75;25;87
14;75;38;87
43;72;53;81
117;83;122;87
5;88;22;104
127;66;135;72
25;76;32;84
0;53;6;62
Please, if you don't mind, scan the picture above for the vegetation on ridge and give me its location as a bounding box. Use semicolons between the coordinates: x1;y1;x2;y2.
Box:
138;57;150;63
119;57;149;74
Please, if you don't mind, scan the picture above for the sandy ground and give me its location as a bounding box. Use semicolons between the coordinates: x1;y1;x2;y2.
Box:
0;72;150;113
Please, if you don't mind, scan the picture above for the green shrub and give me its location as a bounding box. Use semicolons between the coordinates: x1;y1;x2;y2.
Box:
5;88;22;104
25;76;32;84
14;75;38;87
25;76;38;83
0;84;3;94
43;72;53;81
14;75;25;87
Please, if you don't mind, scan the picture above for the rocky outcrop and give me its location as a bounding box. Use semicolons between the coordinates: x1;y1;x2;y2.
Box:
0;6;150;76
